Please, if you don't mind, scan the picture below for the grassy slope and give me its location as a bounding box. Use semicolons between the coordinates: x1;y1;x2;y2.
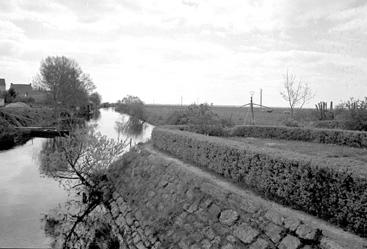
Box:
0;107;55;149
0;107;55;128
145;104;316;126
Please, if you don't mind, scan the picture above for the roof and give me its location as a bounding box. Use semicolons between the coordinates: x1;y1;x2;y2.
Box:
0;79;5;86
10;83;32;92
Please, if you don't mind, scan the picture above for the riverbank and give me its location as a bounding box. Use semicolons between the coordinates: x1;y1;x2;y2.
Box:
105;144;366;249
0;106;55;150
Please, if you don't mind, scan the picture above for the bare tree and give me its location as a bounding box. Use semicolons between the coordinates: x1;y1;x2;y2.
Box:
280;71;314;118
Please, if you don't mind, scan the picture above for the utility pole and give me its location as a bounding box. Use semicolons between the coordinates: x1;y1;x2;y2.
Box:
180;96;183;106
250;96;255;125
260;88;263;108
241;90;272;125
250;91;255;125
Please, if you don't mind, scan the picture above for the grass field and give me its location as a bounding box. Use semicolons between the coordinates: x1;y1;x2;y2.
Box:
229;136;367;164
145;104;317;126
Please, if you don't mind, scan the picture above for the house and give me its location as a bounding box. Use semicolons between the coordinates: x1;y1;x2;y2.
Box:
0;78;5;107
0;78;5;92
10;83;33;97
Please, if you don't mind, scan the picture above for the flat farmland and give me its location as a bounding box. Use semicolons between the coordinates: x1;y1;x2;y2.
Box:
145;104;316;126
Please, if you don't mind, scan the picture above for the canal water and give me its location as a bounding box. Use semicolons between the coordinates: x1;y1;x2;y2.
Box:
0;108;153;248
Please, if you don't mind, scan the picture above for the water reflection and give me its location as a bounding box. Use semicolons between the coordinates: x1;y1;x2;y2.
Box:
40;108;153;248
114;115;147;147
0;138;67;248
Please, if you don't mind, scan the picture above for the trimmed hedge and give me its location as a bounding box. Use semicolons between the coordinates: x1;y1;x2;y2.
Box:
162;124;229;136
230;125;367;148
152;127;367;237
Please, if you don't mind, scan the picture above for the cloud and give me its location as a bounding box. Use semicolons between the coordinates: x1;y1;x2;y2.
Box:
0;0;366;106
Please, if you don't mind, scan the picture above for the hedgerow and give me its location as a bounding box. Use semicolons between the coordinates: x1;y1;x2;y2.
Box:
152;127;367;237
162;124;229;136
229;125;367;148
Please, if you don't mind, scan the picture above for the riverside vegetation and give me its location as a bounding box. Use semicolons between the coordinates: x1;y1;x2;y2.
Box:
0;56;103;150
33;95;367;248
40;126;128;249
0;106;55;149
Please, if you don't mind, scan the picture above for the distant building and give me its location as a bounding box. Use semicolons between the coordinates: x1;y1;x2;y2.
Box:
0;78;5;92
0;79;5;106
10;83;33;97
10;83;49;103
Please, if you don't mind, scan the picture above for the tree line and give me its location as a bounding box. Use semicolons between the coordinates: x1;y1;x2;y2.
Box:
35;56;101;113
2;56;101;114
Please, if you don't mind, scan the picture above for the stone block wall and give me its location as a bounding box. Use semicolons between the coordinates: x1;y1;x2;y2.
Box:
105;146;365;249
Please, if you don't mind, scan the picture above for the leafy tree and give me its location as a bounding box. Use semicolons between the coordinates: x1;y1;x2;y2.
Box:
35;56;95;111
336;97;367;131
115;96;147;142
39;127;127;248
280;71;314;118
115;95;146;121
3;88;16;103
89;92;102;107
8;88;16;98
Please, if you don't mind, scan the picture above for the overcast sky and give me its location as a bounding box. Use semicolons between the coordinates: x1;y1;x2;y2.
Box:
1;0;366;106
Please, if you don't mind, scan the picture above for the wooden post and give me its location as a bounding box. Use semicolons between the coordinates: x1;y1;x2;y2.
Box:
250;96;255;125
260;88;262;108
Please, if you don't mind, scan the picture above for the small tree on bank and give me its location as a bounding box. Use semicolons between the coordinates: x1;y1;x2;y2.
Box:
115;95;146;121
280;71;314;118
89;92;102;107
39;128;127;248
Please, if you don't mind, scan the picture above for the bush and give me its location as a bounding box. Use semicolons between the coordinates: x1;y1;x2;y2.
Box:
151;127;367;237
335;97;367;131
14;96;35;104
115;96;146;121
162;124;228;136
164;103;232;136
165;110;189;125
229;125;367;148
312;120;344;129
282;118;301;127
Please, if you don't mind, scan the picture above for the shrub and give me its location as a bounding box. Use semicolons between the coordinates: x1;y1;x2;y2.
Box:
151;127;367;237
165;110;189;125
164;103;232;136
14;96;35;104
162;124;229;136
312;120;344;129
229;125;367;148
115;95;146;121
335;98;367;131
282;118;301;127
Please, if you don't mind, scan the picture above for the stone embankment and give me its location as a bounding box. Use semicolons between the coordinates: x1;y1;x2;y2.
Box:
105;145;366;249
